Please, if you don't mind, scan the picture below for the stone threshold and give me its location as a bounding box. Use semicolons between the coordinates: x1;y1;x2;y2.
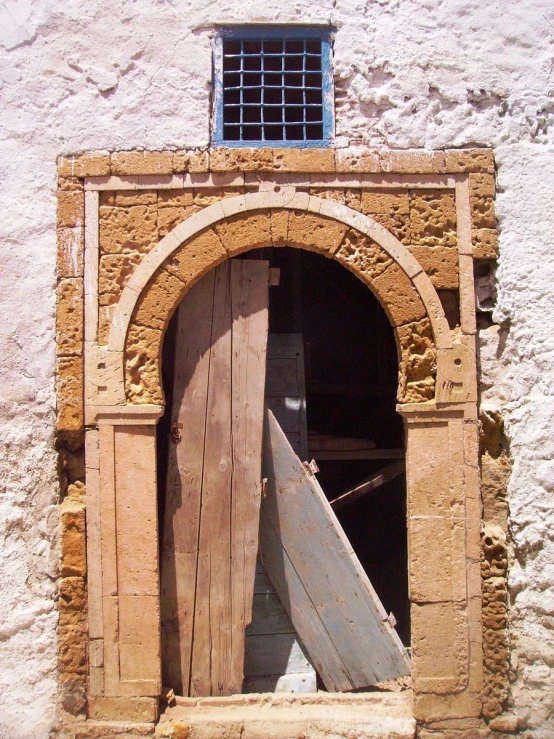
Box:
156;691;415;738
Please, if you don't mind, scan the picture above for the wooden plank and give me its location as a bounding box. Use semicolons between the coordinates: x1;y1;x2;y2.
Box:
160;269;215;695
229;259;269;693
161;260;269;698
330;460;406;511
246;594;296;636
307;432;377;451
261;410;411;691
265;334;308;460
243;672;317;694
244;634;312;676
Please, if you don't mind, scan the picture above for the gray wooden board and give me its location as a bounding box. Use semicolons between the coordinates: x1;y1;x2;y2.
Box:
265;334;308;460
260;410;411;692
244;634;312;676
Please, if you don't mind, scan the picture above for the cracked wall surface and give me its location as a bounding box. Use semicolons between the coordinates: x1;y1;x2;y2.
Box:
1;0;553;737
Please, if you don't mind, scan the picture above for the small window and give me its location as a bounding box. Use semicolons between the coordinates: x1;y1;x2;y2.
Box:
212;26;334;147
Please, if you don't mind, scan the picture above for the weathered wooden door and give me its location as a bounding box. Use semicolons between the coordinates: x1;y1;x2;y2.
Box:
260;409;411;692
160;259;269;697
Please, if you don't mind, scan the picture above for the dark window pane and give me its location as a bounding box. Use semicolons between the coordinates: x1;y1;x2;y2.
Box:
224;73;241;88
243;40;261;54
243;124;262;140
305;55;321;71
244;55;262;71
306;106;322;122
243;72;262;87
223;124;241;140
224;89;240;105
285;106;304;123
285;39;304;54
243;106;261;123
264;86;282;105
285;89;304;105
223;106;240;124
285;55;303;72
285;123;306;140
223;54;241;72
264;55;283;72
284;73;303;87
243;88;261;104
264;124;285;140
224;40;241;55
306;39;321;54
306;89;322;105
306;123;323;139
264;73;282;87
264;39;283;54
305;73;322;88
264;107;283;123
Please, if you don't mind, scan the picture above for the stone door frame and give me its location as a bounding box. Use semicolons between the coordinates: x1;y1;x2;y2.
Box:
56;147;497;729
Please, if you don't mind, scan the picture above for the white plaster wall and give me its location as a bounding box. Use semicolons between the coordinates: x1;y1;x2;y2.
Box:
0;0;552;735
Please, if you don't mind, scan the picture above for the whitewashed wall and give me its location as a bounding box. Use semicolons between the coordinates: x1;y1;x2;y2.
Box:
0;1;552;736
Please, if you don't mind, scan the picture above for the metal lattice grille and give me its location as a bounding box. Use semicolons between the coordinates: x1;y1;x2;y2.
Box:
222;37;325;143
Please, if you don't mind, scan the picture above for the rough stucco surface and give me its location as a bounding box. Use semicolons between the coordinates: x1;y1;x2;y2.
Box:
0;1;553;736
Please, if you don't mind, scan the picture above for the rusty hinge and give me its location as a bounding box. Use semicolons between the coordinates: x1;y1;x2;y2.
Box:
170;422;183;443
303;459;320;476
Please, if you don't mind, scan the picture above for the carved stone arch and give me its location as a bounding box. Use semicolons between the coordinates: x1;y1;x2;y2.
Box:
110;192;454;406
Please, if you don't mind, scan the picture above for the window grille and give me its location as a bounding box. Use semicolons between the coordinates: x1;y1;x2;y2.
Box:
213;27;333;147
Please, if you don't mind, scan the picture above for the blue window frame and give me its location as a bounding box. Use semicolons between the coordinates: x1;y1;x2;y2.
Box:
212;26;334;148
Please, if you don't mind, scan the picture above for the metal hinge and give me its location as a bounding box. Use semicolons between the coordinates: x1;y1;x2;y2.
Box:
383;612;397;628
170;422;183;443
303;459;320;476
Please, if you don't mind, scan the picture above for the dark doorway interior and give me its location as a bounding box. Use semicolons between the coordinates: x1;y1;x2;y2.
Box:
158;247;410;649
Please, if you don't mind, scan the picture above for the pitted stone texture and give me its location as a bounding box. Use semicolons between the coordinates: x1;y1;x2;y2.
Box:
57;355;84;431
409;191;457;247
335;229;393;281
309;187;362;211
481;452;511;527
111;151;173;176
134;269;189;332
173;149;209;174
444;151;495;174
272;148;335;172
192;187;245;207
397;319;436;403
157;192;200;238
125;323;164;404
360;191;410;244
473;228;499;259
286;211;348;254
99;203;158;256
209;147;274;172
57;278;84;356
99;253;143;306
60;495;86;578
409;246;459;290
215;212;273;255
58;153;111;178
164;228;227;286
470;195;496;230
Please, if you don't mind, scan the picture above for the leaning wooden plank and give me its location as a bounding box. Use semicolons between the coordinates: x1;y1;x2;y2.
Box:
261;410;411;691
160;269;216;696
330;460;406;512
229;259;269;693
190;261;234;697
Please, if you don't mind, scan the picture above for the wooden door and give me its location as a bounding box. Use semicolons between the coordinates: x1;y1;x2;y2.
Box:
260;409;411;692
160;259;269;697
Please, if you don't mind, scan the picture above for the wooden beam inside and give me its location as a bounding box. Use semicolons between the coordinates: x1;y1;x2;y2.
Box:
330;460;406;511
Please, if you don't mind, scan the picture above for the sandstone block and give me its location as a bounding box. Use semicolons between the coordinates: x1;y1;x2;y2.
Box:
58;190;85;228
473;228;499;259
60;498;86;577
60;576;86;612
469;173;495;198
58;153;111;178
59;175;84;191
57;355;84;431
335;148;381;173
59;624;87;675
489;714;519;732
158;190;195;208
88;696;159;723
409;191;457;246
481;452;510;527
192;187;244;206
269;209;289;246
99;204;158;256
409;246;459;289
57;278;84;356
335;229;393;282
209;147;274;172
414;691;482;722
99;254;142;306
115;191;157;206
58;226;84;278
89;666;105;697
397;318;436;403
158;205;200;238
111;151;173;176
165;229;227;286
380;150;446;173
445;149;495;174
273;148;335;172
215;212;272;255
470;195;496;229
173;149;209;174
61;674;87;715
412;602;468;690
134;268;188;332
286;211;347;254
409;517;454;602
125;323;164;404
98;304;117;345
372;262;427;327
